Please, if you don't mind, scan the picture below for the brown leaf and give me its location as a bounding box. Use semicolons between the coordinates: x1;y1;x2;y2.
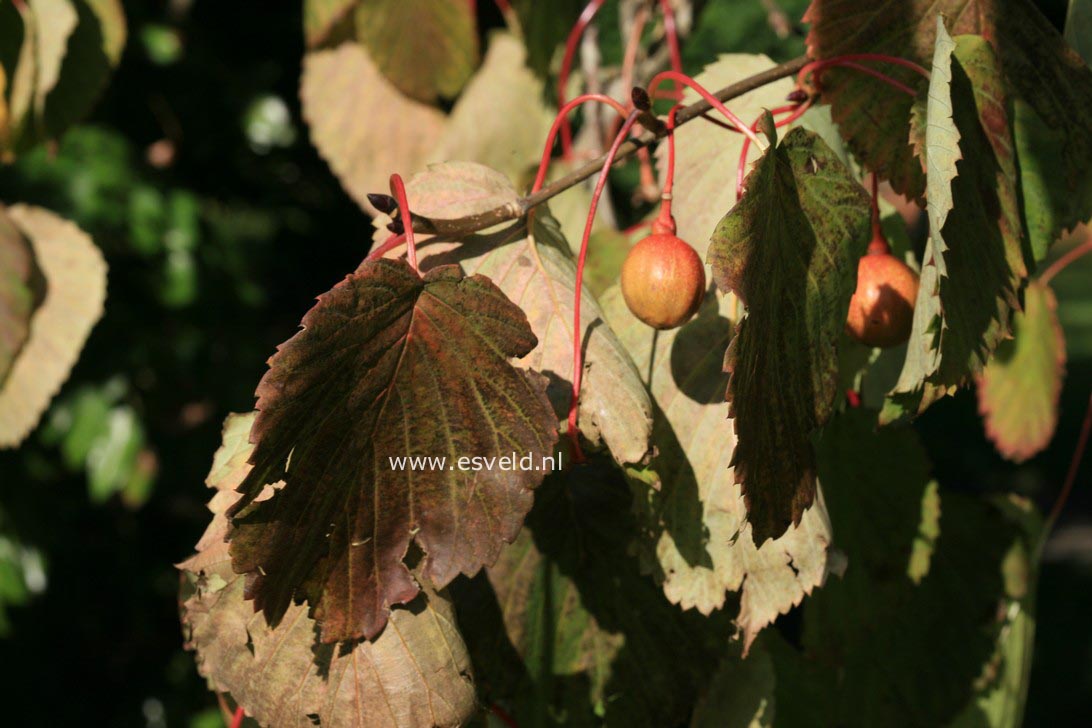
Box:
227;258;558;642
180;412;477;728
0;206;44;383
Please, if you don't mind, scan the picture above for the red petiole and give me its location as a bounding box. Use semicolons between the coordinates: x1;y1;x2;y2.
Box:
868;172;890;254
568;111;643;461
557;0;608;159
734;99;814;197
646;71;766;148
389;174;418;272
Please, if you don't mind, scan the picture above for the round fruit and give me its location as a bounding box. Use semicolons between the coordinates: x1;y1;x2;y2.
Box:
620;233;706;329
845;251;920;348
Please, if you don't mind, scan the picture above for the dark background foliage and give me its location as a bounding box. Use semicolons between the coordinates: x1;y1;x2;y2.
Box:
0;1;1088;725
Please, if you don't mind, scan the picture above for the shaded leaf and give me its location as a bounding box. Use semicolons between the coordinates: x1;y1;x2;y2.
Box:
0;206;44;383
510;0;583;77
373;162;653;465
454;465;730;727
602;286;835;649
772;409;1024;727
656;54;797;257
227;258;558;643
180;413;477;728
707;124;871;544
804;0;1092;233
0;205;107;448
977;281;1065;463
690;639;776;728
891;33;1028;414
355;0;478;103
431;33;553;189
300;42;447;213
1068;0;1092;65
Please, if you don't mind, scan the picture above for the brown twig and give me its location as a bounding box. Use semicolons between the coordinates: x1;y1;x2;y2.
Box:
410;55;809;238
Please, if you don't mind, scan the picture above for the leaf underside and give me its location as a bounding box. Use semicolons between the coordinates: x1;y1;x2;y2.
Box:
0;207;44;384
708;124;871;544
227;258;558;643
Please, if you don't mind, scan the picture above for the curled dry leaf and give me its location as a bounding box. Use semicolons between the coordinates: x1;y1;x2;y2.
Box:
180;412;477;728
373;162;653;465
603;286;836;652
227;258;558;643
0;205;107;448
977;281;1065;462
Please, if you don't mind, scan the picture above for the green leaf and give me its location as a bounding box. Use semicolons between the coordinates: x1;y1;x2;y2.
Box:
0;205;107;448
707;124;871;544
180;413;477;728
772;409;1026;726
657;54;798;258
690;639;776;728
355;0;478;103
891;32;1028;414
431;33;554;190
1013;99;1072;264
1068;0;1092;65
977;281;1065;463
0;206;45;384
454;466;729;727
373;162;653;465
602;286;836;649
805;0;1092;234
510;0;583;77
300;41;447;213
227;258;558;643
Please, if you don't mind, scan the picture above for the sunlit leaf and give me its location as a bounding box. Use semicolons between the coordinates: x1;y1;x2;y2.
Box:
0;205;107;448
27;0;77;121
300;41;447;213
454;466;728;727
180;413;477;728
227;258;558;642
303;0;357;48
603;286;836;649
431;33;553;188
0;207;44;383
707;122;871;544
891;31;1028;414
355;0;478;103
977;282;1065;463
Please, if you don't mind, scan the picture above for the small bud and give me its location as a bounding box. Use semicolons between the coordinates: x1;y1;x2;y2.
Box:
786;89;808;103
367;193;398;214
387;218;405;234
631;86;652;112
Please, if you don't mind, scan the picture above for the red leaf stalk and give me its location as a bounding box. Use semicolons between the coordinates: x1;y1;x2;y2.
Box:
533;94;629;195
658;0;684;99
230;706;245;728
1048;392;1092;528
734;99;814;197
798;54;929;97
569;110;642;461
389;174;417;272
558;0;608;159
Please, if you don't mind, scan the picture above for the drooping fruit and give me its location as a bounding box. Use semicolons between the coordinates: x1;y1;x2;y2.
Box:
845;250;920;348
620;233;706;329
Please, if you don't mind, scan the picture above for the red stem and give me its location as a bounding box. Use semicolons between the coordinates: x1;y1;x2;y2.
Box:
1047;392;1092;528
367;232;407;261
558;0;607;159
798;54;929;98
658;0;685;100
490;703;520;728
734;99;813;197
492;0;512;16
533;94;629;195
653;105;681;235
230;706;245;728
569;111;642;460
1040;239;1092;285
389;174;417;272
647;71;764;147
